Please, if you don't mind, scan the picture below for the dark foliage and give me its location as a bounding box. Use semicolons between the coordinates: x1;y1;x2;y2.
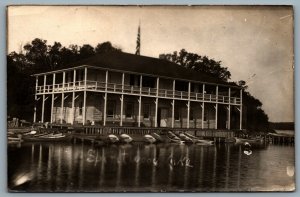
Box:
7;39;121;121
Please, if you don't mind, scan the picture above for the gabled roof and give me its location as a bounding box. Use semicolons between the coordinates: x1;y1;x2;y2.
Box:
68;51;237;87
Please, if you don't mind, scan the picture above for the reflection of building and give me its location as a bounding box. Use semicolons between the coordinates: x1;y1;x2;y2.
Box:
33;51;242;130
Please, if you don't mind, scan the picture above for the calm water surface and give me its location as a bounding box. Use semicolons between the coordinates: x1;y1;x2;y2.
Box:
8;142;295;192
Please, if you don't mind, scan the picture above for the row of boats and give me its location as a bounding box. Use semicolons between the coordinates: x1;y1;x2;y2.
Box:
107;131;215;145
8;130;263;146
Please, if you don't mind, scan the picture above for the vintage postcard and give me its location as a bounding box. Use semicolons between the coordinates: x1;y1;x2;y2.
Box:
7;5;294;192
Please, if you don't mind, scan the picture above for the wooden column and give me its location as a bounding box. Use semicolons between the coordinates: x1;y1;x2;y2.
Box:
33;76;38;123
187;82;191;128
240;89;243;130
138;75;142;127
172;80;175;128
103;70;108;126
228;87;231;130
120;73;124;126
154;77;159;127
215;85;218;129
82;68;87;125
71;70;76;124
41;75;47;123
50;73;56;123
202;84;205;129
60;72;65;124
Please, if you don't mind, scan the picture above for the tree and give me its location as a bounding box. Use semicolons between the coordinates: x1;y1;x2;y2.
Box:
159;49;231;81
95;41;121;54
79;44;95;59
7;38;123;122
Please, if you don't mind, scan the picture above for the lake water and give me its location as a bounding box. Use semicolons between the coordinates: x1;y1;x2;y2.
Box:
8;142;295;192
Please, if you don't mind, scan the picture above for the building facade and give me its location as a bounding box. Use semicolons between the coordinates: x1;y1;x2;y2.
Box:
33;52;243;130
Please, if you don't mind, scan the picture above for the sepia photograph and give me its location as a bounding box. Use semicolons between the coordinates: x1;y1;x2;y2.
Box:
7;5;294;192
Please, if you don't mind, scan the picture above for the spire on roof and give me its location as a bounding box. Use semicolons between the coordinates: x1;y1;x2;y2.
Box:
135;22;141;55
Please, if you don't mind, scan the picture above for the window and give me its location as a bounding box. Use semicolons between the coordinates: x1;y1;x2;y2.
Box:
107;101;116;118
125;102;134;118
143;104;150;119
189;109;194;120
175;107;180;121
129;74;135;86
79;101;83;116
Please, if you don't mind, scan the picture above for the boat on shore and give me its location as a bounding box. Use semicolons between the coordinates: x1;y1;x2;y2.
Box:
119;134;133;143
107;134;119;143
22;133;71;142
179;133;194;143
144;134;157;144
167;131;185;144
184;132;214;145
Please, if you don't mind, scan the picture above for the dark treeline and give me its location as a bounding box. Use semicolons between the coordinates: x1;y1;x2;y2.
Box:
8;39;270;132
159;49;271;132
269;122;294;130
8;38;121;121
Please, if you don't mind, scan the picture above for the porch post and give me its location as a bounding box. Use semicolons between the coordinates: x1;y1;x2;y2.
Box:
240;89;243;130
187;82;191;128
120;73;124;126
138;75;142;127
60;72;65;124
50;73;56;123
215;85;218;129
82;68;87;125
228;87;231;130
172;80;175;128
154;77;159;127
71;70;76;124
33;76;38;123
103;70;108;126
202;84;205;129
41;75;46;123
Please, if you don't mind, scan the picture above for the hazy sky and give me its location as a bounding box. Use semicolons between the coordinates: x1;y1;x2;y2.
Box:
7;5;294;122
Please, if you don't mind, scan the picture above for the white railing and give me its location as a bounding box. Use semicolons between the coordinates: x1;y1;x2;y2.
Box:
36;80;241;104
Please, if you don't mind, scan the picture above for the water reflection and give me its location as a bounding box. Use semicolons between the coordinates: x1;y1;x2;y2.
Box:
8;142;295;192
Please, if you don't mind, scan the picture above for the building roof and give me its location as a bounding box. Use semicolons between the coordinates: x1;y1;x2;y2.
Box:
65;51;237;87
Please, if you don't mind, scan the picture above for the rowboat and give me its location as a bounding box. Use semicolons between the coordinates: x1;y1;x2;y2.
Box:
144;134;156;144
234;137;263;144
184;132;214;145
167;131;185;144
107;134;119;143
179;133;194;143
152;132;164;142
119;134;133;143
23;133;70;142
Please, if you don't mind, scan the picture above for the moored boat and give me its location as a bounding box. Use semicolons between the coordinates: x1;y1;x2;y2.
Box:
167;131;185;144
144;134;156;144
184;132;214;145
234;137;263;144
107;134;119;143
22;133;70;142
119;134;133;143
179;133;194;143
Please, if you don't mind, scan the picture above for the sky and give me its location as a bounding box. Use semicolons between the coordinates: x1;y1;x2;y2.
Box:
7;5;294;122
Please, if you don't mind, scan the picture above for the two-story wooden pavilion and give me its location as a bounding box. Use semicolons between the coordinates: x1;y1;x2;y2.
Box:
33;51;243;130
